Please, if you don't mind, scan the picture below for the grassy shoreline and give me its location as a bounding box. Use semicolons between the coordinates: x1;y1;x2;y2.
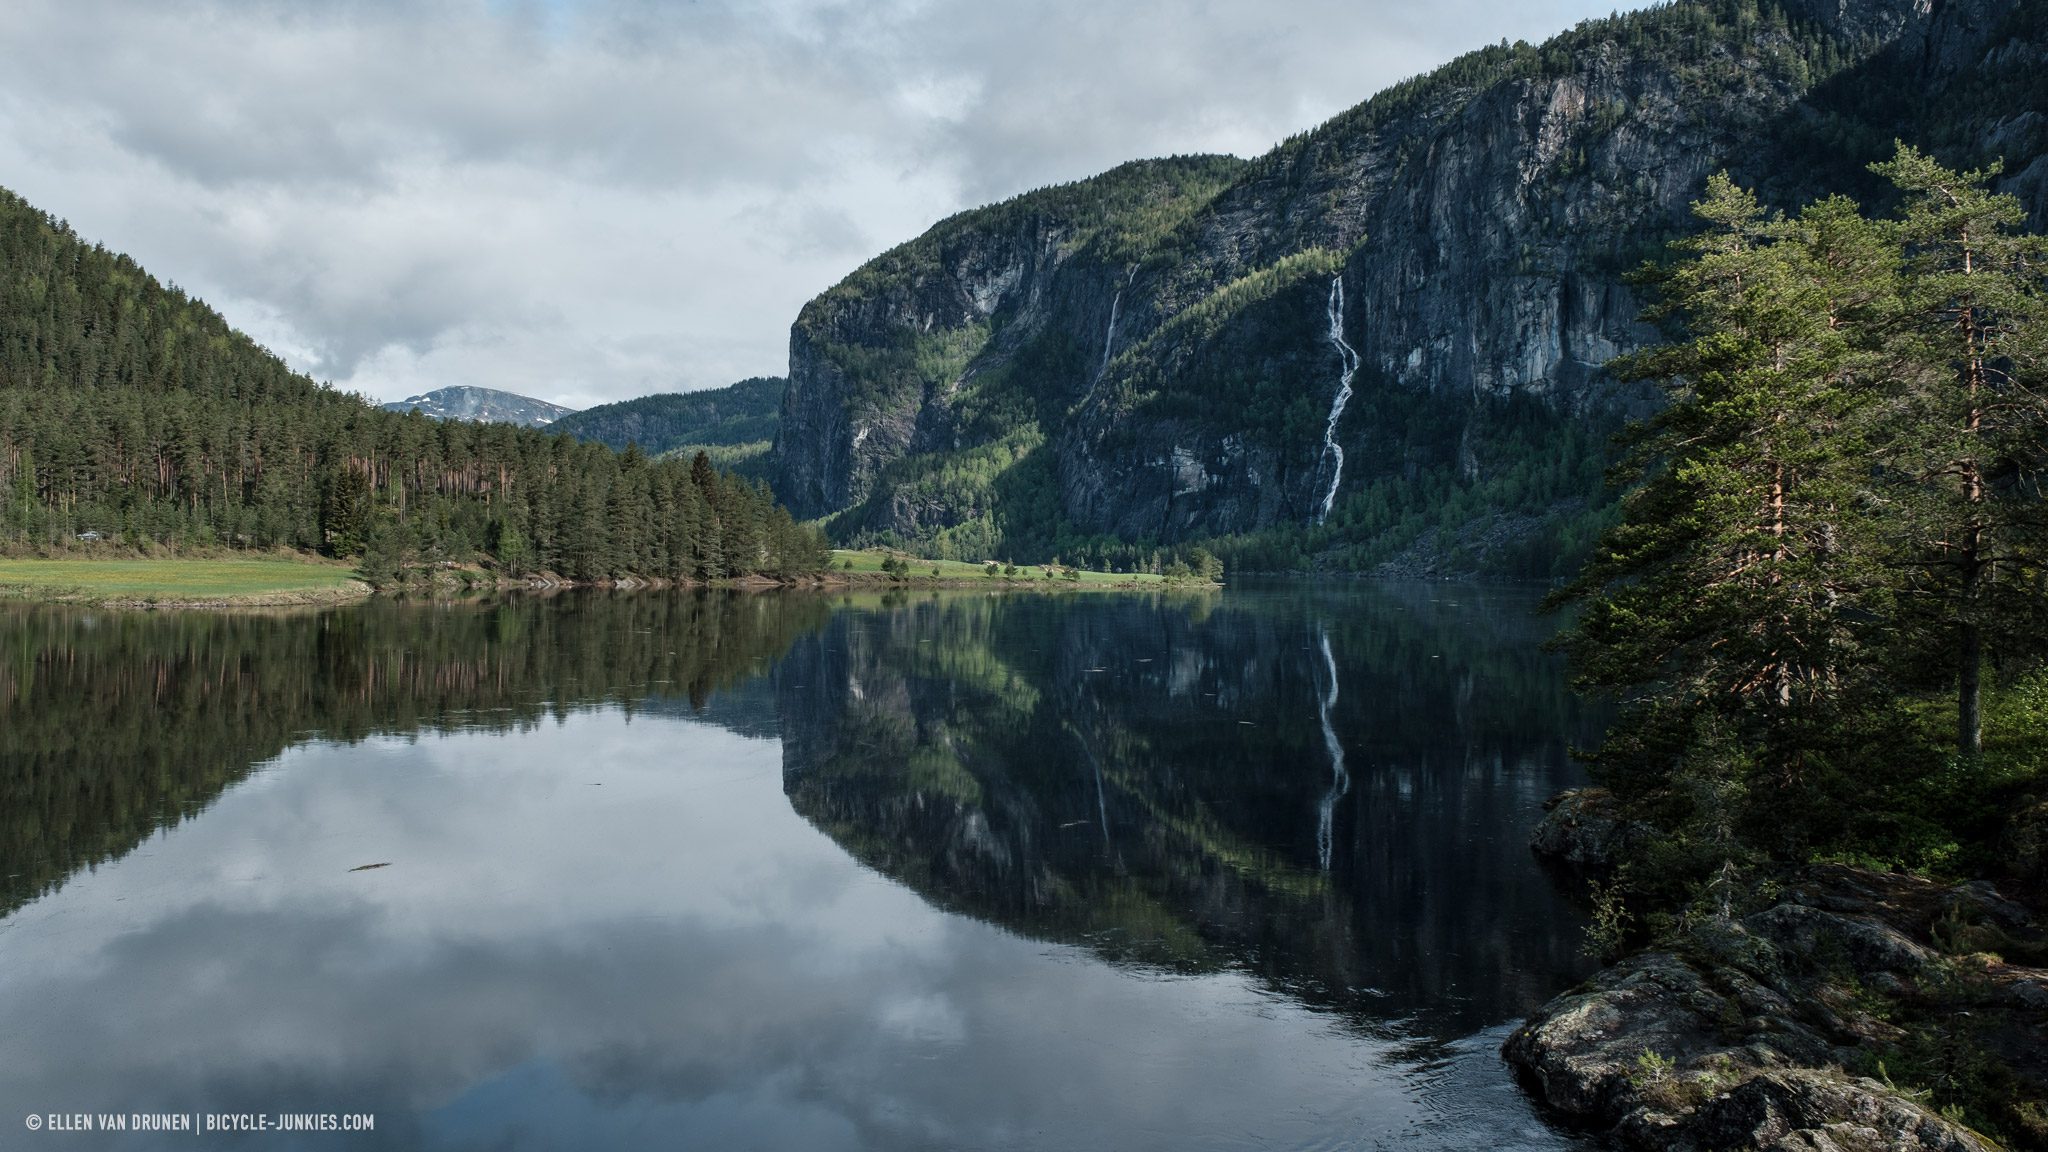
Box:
0;556;372;607
0;548;1217;609
818;549;1219;590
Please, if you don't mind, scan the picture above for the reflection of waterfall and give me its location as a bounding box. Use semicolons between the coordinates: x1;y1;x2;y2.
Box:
1315;629;1350;871
1316;277;1361;525
1098;289;1122;378
1080;736;1112;843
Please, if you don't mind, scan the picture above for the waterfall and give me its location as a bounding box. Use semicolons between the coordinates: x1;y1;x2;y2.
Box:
1097;289;1122;378
1316;276;1361;524
1315;629;1350;872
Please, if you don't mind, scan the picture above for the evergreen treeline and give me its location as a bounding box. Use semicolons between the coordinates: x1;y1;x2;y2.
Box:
1557;145;2047;912
0;189;825;582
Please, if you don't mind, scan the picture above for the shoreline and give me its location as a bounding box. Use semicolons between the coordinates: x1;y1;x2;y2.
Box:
1506;789;2038;1151
0;556;1218;610
0;555;374;610
0;582;377;610
802;572;1220;592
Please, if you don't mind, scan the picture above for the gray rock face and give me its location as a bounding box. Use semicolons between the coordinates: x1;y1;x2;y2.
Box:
776;211;1086;517
1504;865;2048;1150
1530;786;1652;869
771;0;2045;561
1681;1069;1996;1152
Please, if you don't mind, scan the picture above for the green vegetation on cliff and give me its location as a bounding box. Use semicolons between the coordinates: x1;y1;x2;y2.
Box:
773;0;2047;579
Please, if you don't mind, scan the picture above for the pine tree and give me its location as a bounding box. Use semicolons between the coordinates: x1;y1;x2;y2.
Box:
1553;174;1896;836
1867;145;2048;757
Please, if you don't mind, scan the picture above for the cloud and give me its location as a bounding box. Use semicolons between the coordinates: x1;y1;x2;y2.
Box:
0;0;1643;407
0;710;1530;1151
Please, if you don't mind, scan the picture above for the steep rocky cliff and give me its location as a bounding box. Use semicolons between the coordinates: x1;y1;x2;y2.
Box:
771;0;2047;575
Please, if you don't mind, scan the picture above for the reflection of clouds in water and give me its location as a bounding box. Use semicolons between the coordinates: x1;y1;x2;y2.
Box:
0;711;1576;1151
426;1062;867;1152
875;993;968;1045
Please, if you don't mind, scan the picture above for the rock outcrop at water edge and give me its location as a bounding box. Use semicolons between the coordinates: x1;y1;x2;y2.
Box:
1504;865;2048;1151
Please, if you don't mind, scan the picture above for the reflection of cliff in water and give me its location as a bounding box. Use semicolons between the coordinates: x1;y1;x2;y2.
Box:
779;584;1599;1041
0;591;828;917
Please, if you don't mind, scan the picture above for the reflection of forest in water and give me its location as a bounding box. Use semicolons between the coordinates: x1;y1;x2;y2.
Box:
4;582;1597;1044
779;583;1600;1041
0;592;829;917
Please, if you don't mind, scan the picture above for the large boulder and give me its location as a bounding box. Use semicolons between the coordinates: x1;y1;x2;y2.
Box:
1679;1070;1995;1152
1505;867;2045;1151
1529;787;1649;869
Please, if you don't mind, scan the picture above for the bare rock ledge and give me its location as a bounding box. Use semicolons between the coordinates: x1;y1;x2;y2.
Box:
1503;864;2048;1150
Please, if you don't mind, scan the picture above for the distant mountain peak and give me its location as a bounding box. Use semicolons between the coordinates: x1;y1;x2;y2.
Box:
380;386;575;429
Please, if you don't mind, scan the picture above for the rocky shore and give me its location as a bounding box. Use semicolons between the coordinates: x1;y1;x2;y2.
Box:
1507;790;2048;1150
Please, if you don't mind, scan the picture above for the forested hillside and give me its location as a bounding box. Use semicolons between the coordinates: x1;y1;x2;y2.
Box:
551;376;782;480
772;0;2047;578
0;191;824;581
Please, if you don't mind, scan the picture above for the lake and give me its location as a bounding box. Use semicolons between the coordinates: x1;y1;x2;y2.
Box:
0;582;1600;1150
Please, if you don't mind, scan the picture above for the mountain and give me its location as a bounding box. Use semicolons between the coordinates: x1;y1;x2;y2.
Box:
378;385;575;428
771;0;2048;578
551;376;783;480
0;189;824;581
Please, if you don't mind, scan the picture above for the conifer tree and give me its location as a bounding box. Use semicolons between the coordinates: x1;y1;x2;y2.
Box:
1867;146;2048;757
1553;174;1897;835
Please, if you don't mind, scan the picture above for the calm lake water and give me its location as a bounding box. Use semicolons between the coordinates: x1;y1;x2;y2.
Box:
0;582;1599;1150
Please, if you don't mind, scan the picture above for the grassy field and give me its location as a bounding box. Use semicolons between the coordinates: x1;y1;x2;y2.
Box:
826;550;1204;588
0;557;368;605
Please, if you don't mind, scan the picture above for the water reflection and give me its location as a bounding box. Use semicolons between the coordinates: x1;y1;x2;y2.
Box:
0;592;828;917
0;584;1596;1150
779;582;1597;1041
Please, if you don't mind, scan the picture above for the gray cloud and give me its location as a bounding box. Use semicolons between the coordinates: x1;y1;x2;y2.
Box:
0;711;1559;1151
0;0;1642;408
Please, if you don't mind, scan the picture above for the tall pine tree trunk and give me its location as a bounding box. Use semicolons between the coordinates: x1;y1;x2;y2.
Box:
1959;610;1982;757
1958;514;1983;758
1958;300;1984;758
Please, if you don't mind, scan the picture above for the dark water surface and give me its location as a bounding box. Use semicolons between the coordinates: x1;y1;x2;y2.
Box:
0;582;1599;1150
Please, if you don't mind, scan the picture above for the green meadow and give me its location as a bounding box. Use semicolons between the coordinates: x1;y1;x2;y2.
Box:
0;557;367;604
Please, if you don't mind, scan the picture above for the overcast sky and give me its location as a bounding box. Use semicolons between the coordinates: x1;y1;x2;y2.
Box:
0;0;1642;411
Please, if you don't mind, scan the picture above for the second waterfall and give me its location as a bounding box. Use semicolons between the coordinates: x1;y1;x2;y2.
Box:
1316;276;1361;524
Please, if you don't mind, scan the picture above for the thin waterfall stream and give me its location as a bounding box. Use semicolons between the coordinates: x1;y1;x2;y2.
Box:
1316;276;1361;524
1098;289;1122;378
